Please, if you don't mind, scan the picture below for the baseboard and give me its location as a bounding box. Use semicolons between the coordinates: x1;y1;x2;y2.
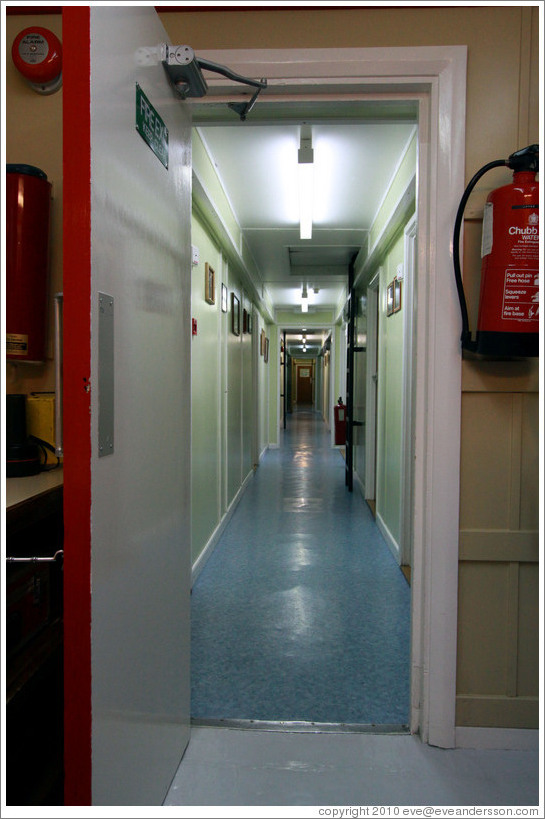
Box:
455;726;539;751
353;468;365;498
191;469;254;586
376;511;401;564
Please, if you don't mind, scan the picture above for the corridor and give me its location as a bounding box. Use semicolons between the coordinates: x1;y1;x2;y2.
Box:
191;408;411;726
168;410;539;808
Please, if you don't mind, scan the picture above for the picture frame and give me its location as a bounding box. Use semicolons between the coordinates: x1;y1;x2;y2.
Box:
264;337;269;363
243;308;248;333
247;312;253;334
386;282;395;316
205;263;215;304
231;293;240;335
221;283;228;313
260;328;266;355
393;277;402;313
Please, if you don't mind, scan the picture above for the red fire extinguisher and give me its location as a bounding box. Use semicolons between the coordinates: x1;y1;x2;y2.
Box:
6;164;52;363
453;144;539;358
334;397;347;446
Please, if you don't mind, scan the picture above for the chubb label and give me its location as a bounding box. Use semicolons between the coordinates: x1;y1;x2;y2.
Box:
509;226;538;236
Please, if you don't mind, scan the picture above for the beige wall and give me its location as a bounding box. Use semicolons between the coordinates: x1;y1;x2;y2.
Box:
162;5;540;730
6;7;539;732
6;14;63;396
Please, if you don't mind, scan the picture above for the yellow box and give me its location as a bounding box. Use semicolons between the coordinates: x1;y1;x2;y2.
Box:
26;392;62;465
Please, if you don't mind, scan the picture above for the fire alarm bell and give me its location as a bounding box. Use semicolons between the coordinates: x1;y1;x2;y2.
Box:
12;27;63;95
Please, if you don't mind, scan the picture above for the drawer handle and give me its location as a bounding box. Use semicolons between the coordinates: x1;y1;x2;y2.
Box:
6;550;64;564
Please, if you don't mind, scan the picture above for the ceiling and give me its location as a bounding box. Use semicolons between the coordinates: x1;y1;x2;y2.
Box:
282;328;330;359
196;117;415;321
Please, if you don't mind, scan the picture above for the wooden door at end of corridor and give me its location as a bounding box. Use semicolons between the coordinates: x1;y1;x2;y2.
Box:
296;362;314;405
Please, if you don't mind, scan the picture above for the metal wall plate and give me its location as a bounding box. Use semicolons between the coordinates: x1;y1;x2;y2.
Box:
98;293;114;457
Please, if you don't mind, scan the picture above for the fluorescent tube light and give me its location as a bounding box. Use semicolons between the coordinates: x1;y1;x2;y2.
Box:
298;127;314;240
301;283;309;313
298;163;313;239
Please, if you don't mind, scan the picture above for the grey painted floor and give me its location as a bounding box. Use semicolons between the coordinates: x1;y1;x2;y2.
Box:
191;408;410;725
165;726;540;809
176;409;540;813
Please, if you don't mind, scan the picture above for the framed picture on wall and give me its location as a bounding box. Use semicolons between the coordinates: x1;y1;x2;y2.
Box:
264;337;269;363
247;312;253;334
386;282;395;316
394;278;402;313
231;293;240;335
205;263;215;304
221;283;228;313
243;308;248;333
260;328;266;355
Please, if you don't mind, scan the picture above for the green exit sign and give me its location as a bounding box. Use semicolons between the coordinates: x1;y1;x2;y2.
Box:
135;83;169;169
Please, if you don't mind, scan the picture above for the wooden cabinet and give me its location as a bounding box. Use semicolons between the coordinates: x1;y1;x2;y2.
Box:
6;471;64;806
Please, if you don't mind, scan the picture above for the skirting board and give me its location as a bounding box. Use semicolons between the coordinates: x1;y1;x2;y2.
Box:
191;468;254;586
353;468;402;566
455;727;539;751
376;510;401;565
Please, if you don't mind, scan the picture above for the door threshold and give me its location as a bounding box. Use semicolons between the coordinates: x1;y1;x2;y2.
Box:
191;717;409;734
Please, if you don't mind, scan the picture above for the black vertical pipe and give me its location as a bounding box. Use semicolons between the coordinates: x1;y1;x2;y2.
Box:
283;331;287;429
345;255;357;492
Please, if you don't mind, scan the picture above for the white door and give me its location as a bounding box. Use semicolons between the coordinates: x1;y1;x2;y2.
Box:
63;7;192;805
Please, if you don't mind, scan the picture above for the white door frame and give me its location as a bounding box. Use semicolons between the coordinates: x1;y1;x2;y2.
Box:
198;46;466;748
365;271;380;502
400;216;418;568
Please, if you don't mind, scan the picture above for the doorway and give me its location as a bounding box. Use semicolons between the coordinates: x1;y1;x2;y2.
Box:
191;44;466;747
191;105;418;723
295;361;314;405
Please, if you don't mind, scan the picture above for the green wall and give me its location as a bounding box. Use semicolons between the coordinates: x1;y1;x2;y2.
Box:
191;215;222;561
368;131;417;255
352;132;416;559
191;134;273;568
376;236;405;547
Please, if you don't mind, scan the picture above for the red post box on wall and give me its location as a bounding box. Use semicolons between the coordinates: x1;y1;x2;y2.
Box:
334;398;346;445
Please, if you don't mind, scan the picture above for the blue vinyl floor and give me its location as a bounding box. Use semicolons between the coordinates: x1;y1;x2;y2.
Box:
191;408;411;726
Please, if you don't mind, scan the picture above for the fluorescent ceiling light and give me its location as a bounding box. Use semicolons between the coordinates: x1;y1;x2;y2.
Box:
298;126;314;240
301;283;309;313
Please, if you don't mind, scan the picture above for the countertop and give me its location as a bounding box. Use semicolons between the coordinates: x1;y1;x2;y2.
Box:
6;467;64;511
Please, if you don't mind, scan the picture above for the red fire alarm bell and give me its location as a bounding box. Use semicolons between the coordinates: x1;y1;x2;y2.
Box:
12;27;63;94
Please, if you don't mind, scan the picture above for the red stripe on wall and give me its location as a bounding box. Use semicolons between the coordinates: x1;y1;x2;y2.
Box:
62;6;92;807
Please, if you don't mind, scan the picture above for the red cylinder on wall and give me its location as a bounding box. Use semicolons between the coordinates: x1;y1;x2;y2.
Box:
334;400;347;446
475;169;539;357
6;164;52;363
